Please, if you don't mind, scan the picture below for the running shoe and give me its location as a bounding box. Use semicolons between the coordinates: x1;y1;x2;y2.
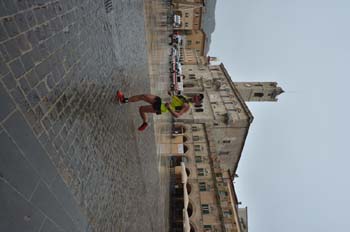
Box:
138;122;148;131
116;90;125;103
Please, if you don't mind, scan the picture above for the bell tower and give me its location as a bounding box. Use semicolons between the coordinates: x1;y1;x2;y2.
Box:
234;82;284;102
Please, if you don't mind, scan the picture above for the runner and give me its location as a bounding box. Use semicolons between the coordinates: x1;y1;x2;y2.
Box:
116;90;204;131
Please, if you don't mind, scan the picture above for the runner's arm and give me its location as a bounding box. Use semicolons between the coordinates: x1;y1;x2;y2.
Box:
165;103;190;118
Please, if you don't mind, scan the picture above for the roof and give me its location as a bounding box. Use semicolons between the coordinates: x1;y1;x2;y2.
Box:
219;63;254;123
219;63;254;175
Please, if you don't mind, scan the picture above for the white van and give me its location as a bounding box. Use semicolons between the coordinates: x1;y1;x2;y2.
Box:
175;62;182;75
173;14;181;28
176;74;184;94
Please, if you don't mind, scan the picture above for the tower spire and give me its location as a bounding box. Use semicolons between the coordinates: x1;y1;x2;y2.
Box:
234;82;284;102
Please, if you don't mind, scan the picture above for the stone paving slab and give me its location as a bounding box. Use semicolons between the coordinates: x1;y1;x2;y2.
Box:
0;179;46;232
1;0;170;231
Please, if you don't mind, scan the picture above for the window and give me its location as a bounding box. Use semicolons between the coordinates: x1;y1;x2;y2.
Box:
192;126;198;131
187;40;192;45
186;168;191;176
219;191;228;197
185;22;189;27
219;151;229;155
185;13;189;17
189;74;196;79
196;40;201;44
204;225;212;231
195;156;202;163
223;210;232;217
222;96;231;102
197;168;205;176
201;204;210;214
184;83;195;88
221;201;228;207
193;135;199;141
199;182;207;191
225;103;235;110
216;172;222;178
194;144;201;151
254;92;264;97
195;108;204;112
223;139;231;144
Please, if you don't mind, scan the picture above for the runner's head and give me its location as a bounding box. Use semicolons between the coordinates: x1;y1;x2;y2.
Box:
192;94;204;105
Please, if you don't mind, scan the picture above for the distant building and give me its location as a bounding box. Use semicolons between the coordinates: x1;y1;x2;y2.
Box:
172;1;207;56
174;6;202;30
183;30;206;56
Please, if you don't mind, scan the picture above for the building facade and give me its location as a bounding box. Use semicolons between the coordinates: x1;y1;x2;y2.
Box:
174;7;202;31
182;48;207;65
168;122;249;232
159;62;283;231
183;30;206;55
172;0;206;56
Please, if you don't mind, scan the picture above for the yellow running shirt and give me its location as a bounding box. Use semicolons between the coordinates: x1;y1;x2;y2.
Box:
160;95;191;113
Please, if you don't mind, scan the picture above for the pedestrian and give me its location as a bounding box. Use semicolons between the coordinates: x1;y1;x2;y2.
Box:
116;90;204;131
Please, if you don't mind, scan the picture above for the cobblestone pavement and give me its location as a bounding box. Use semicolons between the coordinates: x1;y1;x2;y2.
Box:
0;0;171;231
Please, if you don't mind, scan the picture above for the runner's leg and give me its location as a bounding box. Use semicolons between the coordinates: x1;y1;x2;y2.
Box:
139;105;156;123
128;94;158;104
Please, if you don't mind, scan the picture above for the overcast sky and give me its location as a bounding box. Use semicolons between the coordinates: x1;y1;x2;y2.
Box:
209;0;350;231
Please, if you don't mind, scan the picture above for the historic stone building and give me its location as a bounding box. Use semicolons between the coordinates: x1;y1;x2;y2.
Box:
172;0;203;30
171;0;206;56
182;48;207;65
159;61;283;231
173;7;202;31
182;30;206;56
166;123;250;232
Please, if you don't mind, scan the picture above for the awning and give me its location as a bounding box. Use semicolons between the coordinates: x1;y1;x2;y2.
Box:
183;183;189;209
227;182;242;232
183;209;190;232
172;125;184;136
178;144;184;154
181;162;187;184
